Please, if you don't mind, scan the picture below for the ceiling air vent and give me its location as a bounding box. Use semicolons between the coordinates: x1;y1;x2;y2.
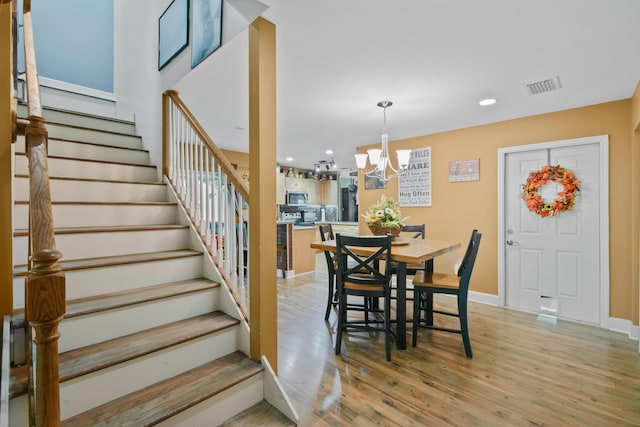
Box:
524;76;562;96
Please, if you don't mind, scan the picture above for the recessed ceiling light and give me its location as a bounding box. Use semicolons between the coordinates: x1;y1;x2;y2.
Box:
479;98;497;106
325;149;333;155
285;157;293;162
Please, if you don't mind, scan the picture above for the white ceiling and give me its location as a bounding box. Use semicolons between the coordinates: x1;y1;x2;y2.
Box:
176;0;640;174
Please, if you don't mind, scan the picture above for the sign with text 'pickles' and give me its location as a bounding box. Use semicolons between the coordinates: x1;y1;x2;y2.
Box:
398;147;431;207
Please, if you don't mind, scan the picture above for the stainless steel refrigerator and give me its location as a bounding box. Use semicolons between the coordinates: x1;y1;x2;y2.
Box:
341;185;358;222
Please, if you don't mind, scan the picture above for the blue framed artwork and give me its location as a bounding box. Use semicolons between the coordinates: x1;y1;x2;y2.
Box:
158;0;189;70
191;0;223;68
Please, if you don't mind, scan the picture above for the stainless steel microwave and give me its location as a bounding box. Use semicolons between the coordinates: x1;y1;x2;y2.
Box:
286;190;308;205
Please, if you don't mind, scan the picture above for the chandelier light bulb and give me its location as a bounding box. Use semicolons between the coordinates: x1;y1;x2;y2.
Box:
354;100;409;181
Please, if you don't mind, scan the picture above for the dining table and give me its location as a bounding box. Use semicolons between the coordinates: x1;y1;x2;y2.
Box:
310;237;461;349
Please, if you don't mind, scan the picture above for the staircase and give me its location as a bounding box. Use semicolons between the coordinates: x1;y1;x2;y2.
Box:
8;104;295;426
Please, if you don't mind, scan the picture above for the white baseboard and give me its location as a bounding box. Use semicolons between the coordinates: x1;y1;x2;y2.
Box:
468;290;499;306
261;355;299;424
608;317;639;340
469;292;639;342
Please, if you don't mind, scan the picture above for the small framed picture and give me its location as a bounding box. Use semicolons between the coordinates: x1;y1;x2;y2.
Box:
449;159;480;182
191;0;223;68
158;0;189;71
365;175;387;190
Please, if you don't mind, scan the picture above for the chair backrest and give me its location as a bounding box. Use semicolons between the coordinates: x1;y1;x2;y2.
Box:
335;233;392;288
457;229;478;276
319;224;334;242
457;230;482;294
319;224;336;274
400;224;425;240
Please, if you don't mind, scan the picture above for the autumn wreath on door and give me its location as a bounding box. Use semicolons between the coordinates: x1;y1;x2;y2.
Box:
521;165;581;218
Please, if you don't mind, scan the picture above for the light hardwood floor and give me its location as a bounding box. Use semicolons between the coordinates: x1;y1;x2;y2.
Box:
277;255;640;426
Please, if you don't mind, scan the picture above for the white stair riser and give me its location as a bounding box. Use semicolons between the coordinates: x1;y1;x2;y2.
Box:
14;203;178;229
13;256;204;309
59;289;222;352
46;123;142;150
13;228;191;265
15;136;149;165
18;104;137;134
15;155;157;182
59;327;241;420
9;395;28;427
157;373;264;427
14;177;168;202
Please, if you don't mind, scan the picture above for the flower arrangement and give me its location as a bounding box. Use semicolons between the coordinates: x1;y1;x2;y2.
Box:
363;196;408;237
521;165;581;218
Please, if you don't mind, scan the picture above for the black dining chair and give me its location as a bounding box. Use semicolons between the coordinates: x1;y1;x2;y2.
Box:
335;233;394;361
411;229;481;357
318;224;338;320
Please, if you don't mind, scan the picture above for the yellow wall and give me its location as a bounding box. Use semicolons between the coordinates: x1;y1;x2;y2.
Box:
632;82;640;130
631;83;640;326
222;148;250;185
358;99;637;324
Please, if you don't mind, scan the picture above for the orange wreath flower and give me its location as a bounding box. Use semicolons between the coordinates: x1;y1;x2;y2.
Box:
521;165;581;218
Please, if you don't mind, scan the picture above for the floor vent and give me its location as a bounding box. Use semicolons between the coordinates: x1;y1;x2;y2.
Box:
525;76;562;95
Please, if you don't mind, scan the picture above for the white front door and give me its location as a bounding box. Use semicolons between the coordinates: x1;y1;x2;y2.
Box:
504;143;601;324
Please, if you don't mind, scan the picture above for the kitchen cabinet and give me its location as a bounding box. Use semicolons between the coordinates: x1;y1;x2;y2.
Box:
277;222;317;277
276;173;286;204
319;180;338;205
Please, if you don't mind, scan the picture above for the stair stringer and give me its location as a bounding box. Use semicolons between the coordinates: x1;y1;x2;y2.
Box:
164;177;299;424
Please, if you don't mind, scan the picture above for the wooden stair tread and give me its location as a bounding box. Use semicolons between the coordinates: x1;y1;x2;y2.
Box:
13;224;189;237
44;120;142;138
45;137;149;153
64;278;220;318
14;173;165;186
10;312;240;398
222;400;296;426
15;152;156;169
18;103;137;125
12;278;219;321
60;351;263;427
13;249;202;277
14;200;177;206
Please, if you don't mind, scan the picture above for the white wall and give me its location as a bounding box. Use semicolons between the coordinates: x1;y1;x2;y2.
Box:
114;0;268;178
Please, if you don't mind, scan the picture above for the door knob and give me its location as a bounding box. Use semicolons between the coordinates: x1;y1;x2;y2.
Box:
506;240;519;246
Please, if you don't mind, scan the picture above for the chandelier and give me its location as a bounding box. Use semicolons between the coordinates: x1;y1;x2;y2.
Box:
354;101;411;182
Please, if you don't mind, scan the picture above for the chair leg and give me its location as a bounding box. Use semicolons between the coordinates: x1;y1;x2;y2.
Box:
325;273;335;321
335;294;345;356
458;296;472;358
385;297;391;362
412;290;421;347
425;292;434;325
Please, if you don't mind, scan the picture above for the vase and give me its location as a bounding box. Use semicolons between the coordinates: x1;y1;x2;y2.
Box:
368;225;402;239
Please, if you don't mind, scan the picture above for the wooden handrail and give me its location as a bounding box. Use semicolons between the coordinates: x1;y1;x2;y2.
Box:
163;90;252;321
164;90;250;204
20;1;66;426
22;0;41;119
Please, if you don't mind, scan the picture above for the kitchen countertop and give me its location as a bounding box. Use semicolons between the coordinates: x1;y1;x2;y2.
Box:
278;221;358;230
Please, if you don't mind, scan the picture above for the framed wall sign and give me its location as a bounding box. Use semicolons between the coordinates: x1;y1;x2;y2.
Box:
399;147;432;207
191;0;223;68
158;0;189;71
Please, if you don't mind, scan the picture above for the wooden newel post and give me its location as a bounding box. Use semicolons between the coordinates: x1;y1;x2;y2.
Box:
25;116;66;427
26;250;65;427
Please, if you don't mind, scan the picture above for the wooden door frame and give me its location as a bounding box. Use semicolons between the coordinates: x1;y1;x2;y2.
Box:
497;135;610;327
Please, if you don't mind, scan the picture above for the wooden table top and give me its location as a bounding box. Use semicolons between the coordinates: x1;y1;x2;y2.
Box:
310;238;461;265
